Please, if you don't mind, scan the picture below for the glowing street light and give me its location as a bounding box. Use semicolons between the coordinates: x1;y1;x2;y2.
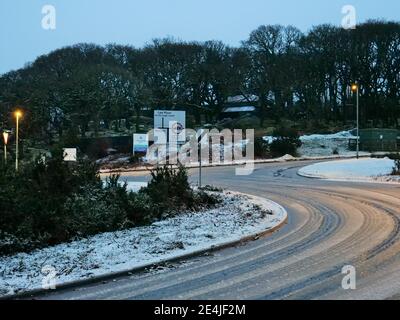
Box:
14;110;22;171
2;130;9;164
351;84;360;159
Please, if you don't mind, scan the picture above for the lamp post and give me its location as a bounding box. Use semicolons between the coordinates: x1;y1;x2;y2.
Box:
15;110;22;171
351;84;359;159
2;130;9;164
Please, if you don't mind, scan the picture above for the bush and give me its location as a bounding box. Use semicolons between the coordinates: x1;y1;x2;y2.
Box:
143;164;222;215
193;190;222;208
199;185;223;192
64;187;128;236
129;153;143;164
0;155;104;252
254;137;270;158
388;154;400;161
127;192;160;225
144;164;194;211
270;127;302;157
0;158;221;255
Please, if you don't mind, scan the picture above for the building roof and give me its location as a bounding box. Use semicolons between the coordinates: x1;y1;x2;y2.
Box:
223;106;256;113
226;95;259;103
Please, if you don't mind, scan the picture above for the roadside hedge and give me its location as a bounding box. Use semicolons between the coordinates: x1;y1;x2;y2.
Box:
0;157;221;256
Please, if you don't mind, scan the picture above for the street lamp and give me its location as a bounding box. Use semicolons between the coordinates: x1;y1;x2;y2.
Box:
14;110;22;171
351;84;360;159
2;130;9;164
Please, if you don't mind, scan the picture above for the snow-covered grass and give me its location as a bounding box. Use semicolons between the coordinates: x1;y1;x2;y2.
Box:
298;158;400;183
263;130;361;158
300;130;356;141
0;192;286;298
298;130;361;157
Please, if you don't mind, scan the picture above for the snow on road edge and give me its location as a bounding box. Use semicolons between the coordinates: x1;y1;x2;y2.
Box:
0;192;287;298
298;158;400;184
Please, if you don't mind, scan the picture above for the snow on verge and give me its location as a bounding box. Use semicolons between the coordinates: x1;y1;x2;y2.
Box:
299;130;356;141
263;130;360;157
0;192;287;297
298;130;360;157
298;158;399;183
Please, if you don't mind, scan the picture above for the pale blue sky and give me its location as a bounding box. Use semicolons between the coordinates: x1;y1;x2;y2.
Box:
1;0;399;75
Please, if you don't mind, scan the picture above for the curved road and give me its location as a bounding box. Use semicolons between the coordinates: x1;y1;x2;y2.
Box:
36;161;400;300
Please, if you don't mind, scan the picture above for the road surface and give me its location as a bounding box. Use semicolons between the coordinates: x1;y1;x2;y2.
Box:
34;161;400;300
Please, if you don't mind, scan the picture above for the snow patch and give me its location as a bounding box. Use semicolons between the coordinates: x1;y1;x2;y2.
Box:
277;154;296;161
263;130;359;158
298;130;359;157
298;158;398;183
300;130;356;142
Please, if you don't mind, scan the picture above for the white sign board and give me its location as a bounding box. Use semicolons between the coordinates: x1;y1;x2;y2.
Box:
63;148;77;162
133;134;148;153
154;110;185;130
154;110;186;143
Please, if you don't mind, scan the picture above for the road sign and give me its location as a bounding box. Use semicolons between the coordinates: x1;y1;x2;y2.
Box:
133;134;148;153
63;148;77;162
170;121;184;136
154;110;186;144
152;111;186;164
154;110;186;130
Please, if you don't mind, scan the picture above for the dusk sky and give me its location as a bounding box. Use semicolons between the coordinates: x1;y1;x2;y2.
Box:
1;0;399;75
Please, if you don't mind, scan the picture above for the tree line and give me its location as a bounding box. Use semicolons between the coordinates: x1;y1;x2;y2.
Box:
0;20;399;142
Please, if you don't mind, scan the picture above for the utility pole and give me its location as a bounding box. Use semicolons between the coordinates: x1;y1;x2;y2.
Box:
356;86;359;159
15;111;21;171
352;84;360;159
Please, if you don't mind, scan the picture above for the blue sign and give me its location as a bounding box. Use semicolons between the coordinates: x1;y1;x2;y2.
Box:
133;134;148;153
